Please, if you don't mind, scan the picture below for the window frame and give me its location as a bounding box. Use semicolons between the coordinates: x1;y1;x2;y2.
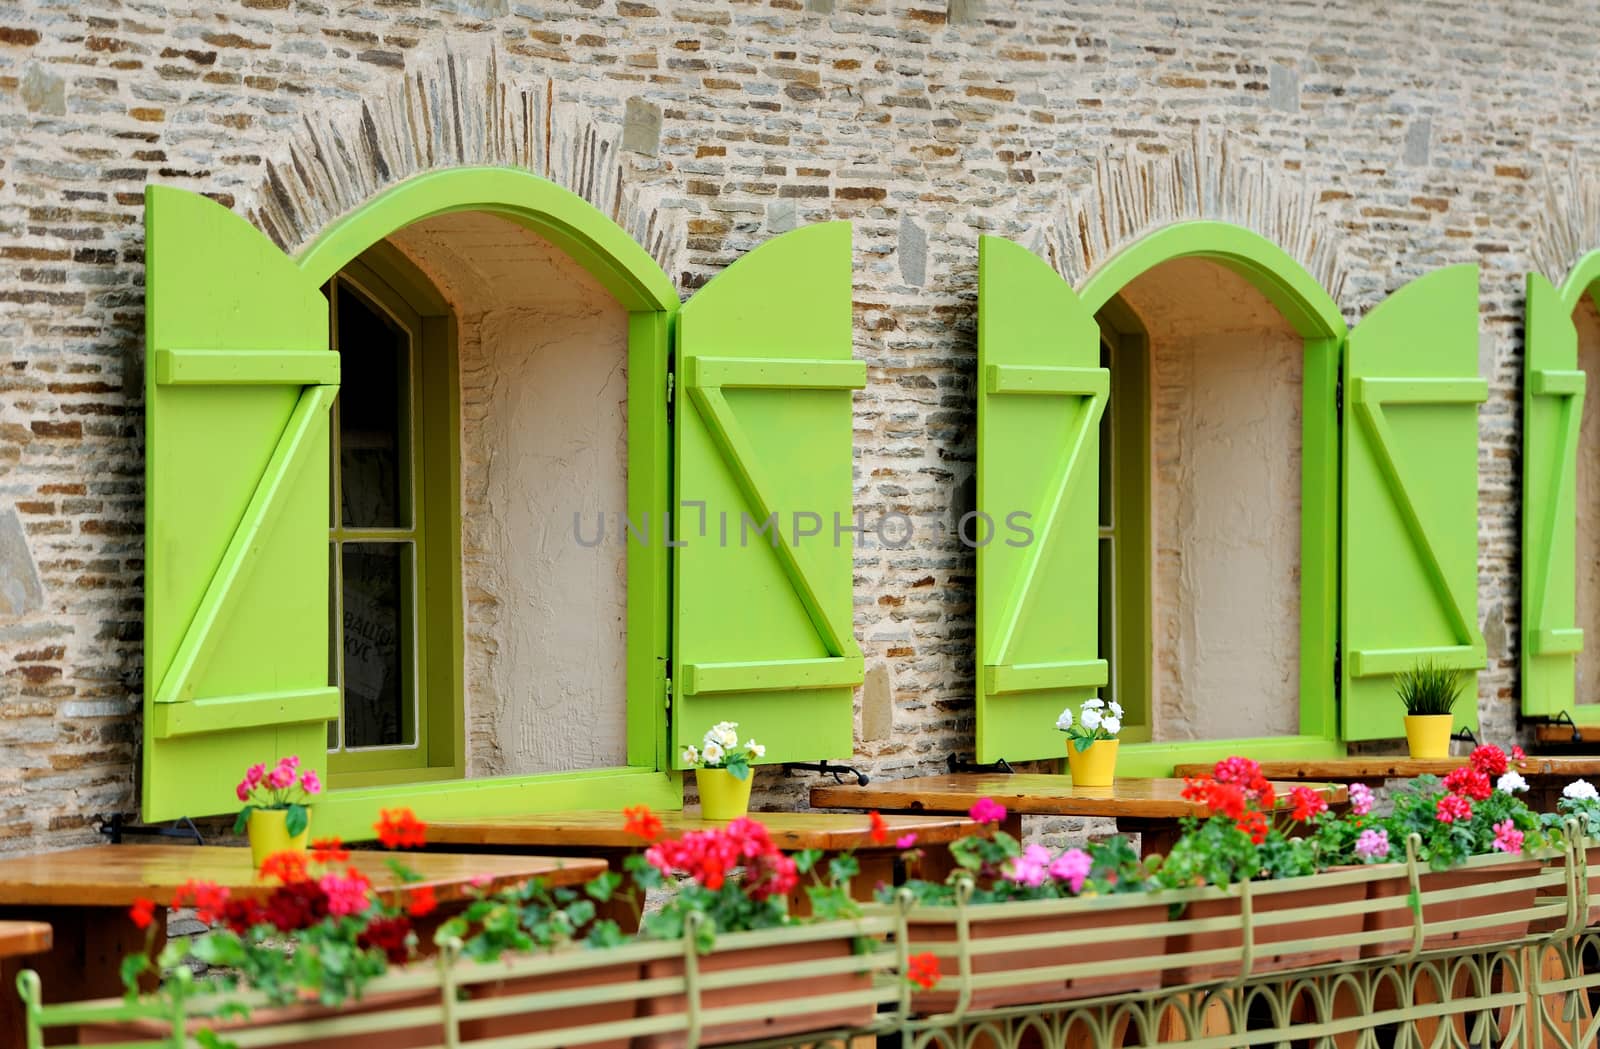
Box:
1094;305;1152;744
325;250;464;787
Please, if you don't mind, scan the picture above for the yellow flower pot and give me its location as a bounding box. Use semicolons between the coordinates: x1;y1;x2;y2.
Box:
1404;714;1454;760
249;807;310;871
1065;738;1118;787
696;767;753;820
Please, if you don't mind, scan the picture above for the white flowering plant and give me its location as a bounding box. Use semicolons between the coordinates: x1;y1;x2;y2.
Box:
1055;697;1123;753
680;721;766;781
1549;778;1600;839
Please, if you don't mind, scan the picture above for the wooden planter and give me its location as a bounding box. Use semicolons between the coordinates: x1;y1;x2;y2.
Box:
77;988;442;1048
458;960;642;1049
908;899;1167;1012
1364;857;1542;956
1164;879;1366;986
638;935;874;1049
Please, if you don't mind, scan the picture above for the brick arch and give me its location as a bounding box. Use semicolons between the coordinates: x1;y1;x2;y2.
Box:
243;41;685;284
1532;157;1600;290
1036;126;1350;309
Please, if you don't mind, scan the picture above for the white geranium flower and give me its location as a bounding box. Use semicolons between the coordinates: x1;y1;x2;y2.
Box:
1497;770;1528;794
1108;700;1124;719
1082;697;1105;710
1565;779;1599;801
702;741;725;765
682;745;700;766
717;724;739;749
1055;707;1073;731
1101;715;1121;735
1080;705;1102;730
747;741;766;758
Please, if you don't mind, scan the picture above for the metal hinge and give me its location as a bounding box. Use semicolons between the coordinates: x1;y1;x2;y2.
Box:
665;372;675;422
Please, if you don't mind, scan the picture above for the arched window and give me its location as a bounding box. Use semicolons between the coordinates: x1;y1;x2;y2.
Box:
975;227;1484;769
139;171;863;836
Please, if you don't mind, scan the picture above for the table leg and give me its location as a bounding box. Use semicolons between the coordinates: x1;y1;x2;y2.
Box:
1118;819;1179;859
0;904;161;1047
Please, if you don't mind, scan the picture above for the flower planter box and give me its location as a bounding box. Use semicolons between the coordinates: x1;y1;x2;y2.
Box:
1363;857;1543;956
638;934;874;1049
77;988;443;1048
908;898;1167;1012
458;960;642;1049
1163;878;1366;986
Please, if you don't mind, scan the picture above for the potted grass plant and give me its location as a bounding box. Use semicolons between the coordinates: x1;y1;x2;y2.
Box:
1396;660;1463;759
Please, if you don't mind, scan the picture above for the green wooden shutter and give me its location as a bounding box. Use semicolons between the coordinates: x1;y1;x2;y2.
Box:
671;221;865;766
1340;264;1487;740
975;236;1108;762
143;186;340;820
1522;272;1585;716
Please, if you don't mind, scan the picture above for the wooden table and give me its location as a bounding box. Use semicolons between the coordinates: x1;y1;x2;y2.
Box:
0;844;605;1046
808;774;1347;858
1174;756;1600;813
426;809;984;916
0;921;50;959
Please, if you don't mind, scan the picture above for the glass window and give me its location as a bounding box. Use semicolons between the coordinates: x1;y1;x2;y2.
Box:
327;274;424;764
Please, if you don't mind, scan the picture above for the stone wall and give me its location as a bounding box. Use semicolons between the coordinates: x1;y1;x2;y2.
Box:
0;0;1588;851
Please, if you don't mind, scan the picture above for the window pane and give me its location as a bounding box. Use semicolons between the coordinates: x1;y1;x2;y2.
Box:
1098;536;1115;711
336;284;410;529
341;543;415;749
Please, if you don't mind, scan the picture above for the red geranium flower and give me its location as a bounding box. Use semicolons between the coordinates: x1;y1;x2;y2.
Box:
406;884;437;918
623;805;664;842
1238;810;1270;845
129;897;156;930
908;951;942;990
1436;794;1473;824
259;849;310;884
1469;744;1509;777
1289;786;1329;822
358;914;414;965
220;897;267;935
1443;766;1492;802
311;837;350;864
376;808;427;849
868;810;890;845
263;880;330;932
174;879;231;924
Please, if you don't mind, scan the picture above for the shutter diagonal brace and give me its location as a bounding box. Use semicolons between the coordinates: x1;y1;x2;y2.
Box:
154;382;338;706
1348;376;1488;673
1529;368;1587;656
682;356;867;688
986;364;1109;673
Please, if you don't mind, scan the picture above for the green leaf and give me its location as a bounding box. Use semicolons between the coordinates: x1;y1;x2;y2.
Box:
119;953;151;998
285;803;308;837
233;804;255;836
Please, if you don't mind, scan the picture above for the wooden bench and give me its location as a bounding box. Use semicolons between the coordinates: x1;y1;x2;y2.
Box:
0;844;605;1046
426;809;984;918
809;774;1346;857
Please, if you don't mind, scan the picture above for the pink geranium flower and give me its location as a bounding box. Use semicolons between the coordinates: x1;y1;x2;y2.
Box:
1048;848;1092;894
1005;844;1051;887
1354;828;1390;860
1348;782;1374;817
319;869;374;917
895;833;918;849
299;770;322;795
1492;818;1524;854
968;798;1007;825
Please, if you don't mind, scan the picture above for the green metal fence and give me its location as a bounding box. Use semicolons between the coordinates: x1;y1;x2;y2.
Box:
22;834;1600;1048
